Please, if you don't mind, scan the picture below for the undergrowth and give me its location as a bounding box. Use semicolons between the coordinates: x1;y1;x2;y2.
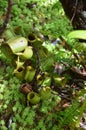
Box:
0;0;86;130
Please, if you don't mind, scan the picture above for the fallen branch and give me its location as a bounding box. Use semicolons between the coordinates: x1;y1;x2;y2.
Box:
0;0;12;35
31;45;41;91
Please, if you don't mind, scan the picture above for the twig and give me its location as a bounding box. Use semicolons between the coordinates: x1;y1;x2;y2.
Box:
8;114;13;130
71;0;78;23
71;67;86;80
0;0;12;35
31;45;41;91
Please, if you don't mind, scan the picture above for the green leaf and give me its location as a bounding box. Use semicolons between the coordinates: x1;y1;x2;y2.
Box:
1;44;16;61
68;30;86;40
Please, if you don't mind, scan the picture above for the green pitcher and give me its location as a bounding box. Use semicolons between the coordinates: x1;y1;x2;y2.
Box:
24;66;36;82
16;46;33;60
27;91;40;104
40;87;51;100
14;67;25;80
7;37;28;53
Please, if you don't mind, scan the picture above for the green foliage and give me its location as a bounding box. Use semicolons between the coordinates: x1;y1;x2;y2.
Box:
0;0;86;130
0;0;72;38
57;89;86;130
